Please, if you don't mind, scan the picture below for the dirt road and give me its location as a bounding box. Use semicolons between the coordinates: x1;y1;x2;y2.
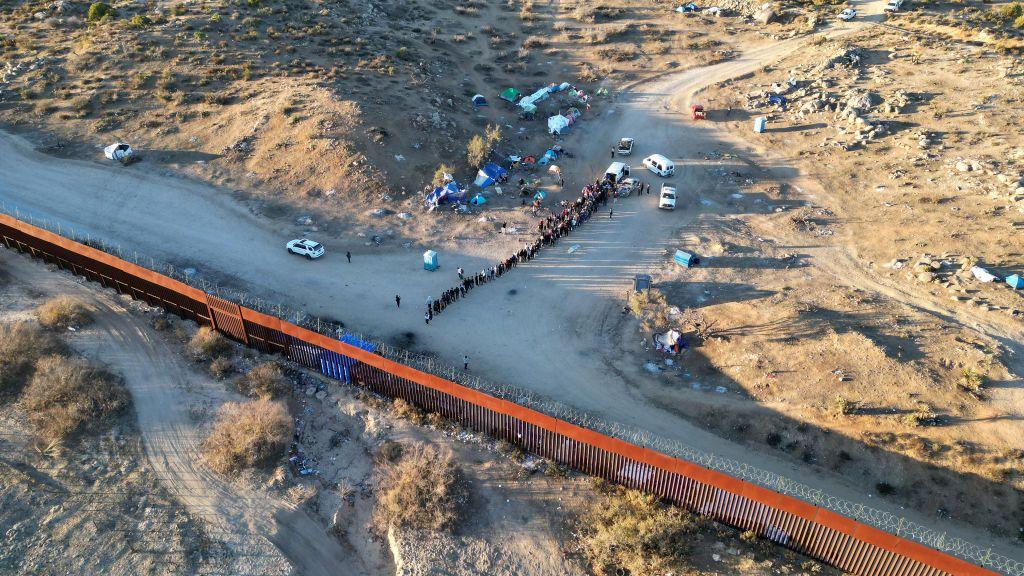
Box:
1;1;1019;562
0;251;370;576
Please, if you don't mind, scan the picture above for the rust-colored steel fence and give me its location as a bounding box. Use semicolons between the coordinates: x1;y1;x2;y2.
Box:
0;212;1004;576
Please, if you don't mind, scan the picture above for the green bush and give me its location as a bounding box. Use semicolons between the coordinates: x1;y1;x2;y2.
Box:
23;355;130;443
127;14;152;28
87;2;115;22
998;1;1023;20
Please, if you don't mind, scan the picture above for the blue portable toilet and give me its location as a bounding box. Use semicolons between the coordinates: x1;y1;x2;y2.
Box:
673;250;700;268
423;250;438;271
1007;274;1024;289
753;117;767;133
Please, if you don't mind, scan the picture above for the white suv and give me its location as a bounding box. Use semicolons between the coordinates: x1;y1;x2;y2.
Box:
884;0;904;12
287;238;325;259
659;185;677;210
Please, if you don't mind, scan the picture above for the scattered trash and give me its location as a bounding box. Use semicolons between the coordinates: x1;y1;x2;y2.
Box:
714;386;727;394
971;266;998;283
393;154;405;162
103;142;134;162
568;244;581;254
644;362;660;374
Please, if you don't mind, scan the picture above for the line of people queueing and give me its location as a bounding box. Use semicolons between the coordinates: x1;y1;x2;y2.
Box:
424;177;624;324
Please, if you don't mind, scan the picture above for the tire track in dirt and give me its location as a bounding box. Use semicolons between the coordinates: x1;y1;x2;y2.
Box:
0;251;367;576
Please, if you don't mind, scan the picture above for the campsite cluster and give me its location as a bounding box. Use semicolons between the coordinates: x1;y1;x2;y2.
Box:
425;177;621;321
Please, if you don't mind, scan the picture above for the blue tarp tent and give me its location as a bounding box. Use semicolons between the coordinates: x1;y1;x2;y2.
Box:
473;162;507;188
425;181;467;205
470;194;487;205
768;94;787;108
1007;274;1024;289
472;94;488;107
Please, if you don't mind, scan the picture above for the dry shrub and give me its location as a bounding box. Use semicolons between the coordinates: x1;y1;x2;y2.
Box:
628;288;671;333
203;399;293;474
188;327;232;361
208;356;234;380
36;295;91;329
0;322;63;398
237;361;288;398
391;398;426;424
577;486;701;576
374;443;466;532
22;355;129;443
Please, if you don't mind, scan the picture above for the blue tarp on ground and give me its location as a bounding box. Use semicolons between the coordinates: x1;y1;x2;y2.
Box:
425;181;468;205
316;334;377;383
768;94;788;108
473;162;508;188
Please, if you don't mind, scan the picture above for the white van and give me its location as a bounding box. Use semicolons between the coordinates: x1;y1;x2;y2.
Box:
604;161;631;183
642;154;675;177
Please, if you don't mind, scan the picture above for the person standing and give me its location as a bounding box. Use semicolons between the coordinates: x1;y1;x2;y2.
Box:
424;310;431;324
457;267;464;280
463;355;470;371
609;208;614;219
346;251;352;263
395;294;401;308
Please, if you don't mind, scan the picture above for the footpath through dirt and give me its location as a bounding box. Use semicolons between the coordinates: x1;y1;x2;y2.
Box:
2;1;1021;562
0;251;368;576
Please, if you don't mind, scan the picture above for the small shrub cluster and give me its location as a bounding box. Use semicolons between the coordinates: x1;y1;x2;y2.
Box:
374;443;466;532
22;355;130;443
36;295;91;330
577;486;701;576
188;327;232;361
208;356;234;380
628;288;671;333
236;361;288;398
202;399;293;473
87;2;114;22
391;398;426;424
0;322;63;398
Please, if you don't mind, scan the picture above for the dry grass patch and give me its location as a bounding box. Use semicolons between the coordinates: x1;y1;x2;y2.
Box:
22;354;130;443
236;361;288;398
203;399;292;474
36;295;91;330
374;443;466;532
188;326;232;361
0;322;64;398
577;485;702;576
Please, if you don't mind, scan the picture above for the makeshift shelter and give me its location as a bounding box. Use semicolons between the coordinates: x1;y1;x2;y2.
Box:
550;82;571;93
473;162;508;188
547;164;561;174
768;94;787;108
519;87;551;109
470;194;487;206
565;107;582;120
1007;274;1024;289
500;88;521;103
971;266;998;283
547;115;570;135
472;94;488;107
653;330;685;354
425;181;467;206
104;142;133;161
538;149;558;165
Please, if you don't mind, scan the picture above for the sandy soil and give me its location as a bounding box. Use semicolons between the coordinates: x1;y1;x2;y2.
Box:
1;0;1021;566
0;247;840;576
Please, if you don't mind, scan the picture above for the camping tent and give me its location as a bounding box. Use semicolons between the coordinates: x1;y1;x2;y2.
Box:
472;94;488;107
547;115;570;134
425;181;467;206
470;194;487;206
500;88;521;103
473;162;508;188
104;142;133;161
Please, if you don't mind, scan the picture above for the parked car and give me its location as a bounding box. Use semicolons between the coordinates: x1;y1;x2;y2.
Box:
604;161;631;184
838;8;857;20
286;238;325;259
659;185;677;210
642;154;675;177
616;137;634;156
883;0;904;12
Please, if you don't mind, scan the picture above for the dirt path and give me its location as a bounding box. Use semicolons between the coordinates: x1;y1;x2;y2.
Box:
1;1;1020;563
0;250;370;576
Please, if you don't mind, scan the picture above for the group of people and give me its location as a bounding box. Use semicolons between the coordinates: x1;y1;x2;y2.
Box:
423;176;628;324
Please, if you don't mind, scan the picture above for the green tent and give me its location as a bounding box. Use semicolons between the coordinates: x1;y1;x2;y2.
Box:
500;88;522;103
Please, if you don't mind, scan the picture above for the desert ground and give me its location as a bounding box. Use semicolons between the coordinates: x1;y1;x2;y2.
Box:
2;0;1024;572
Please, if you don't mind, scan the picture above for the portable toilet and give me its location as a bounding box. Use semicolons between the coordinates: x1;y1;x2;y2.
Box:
753;117;767;133
673;250;700;268
633;274;652;292
423;250;439;271
1007;274;1024;289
